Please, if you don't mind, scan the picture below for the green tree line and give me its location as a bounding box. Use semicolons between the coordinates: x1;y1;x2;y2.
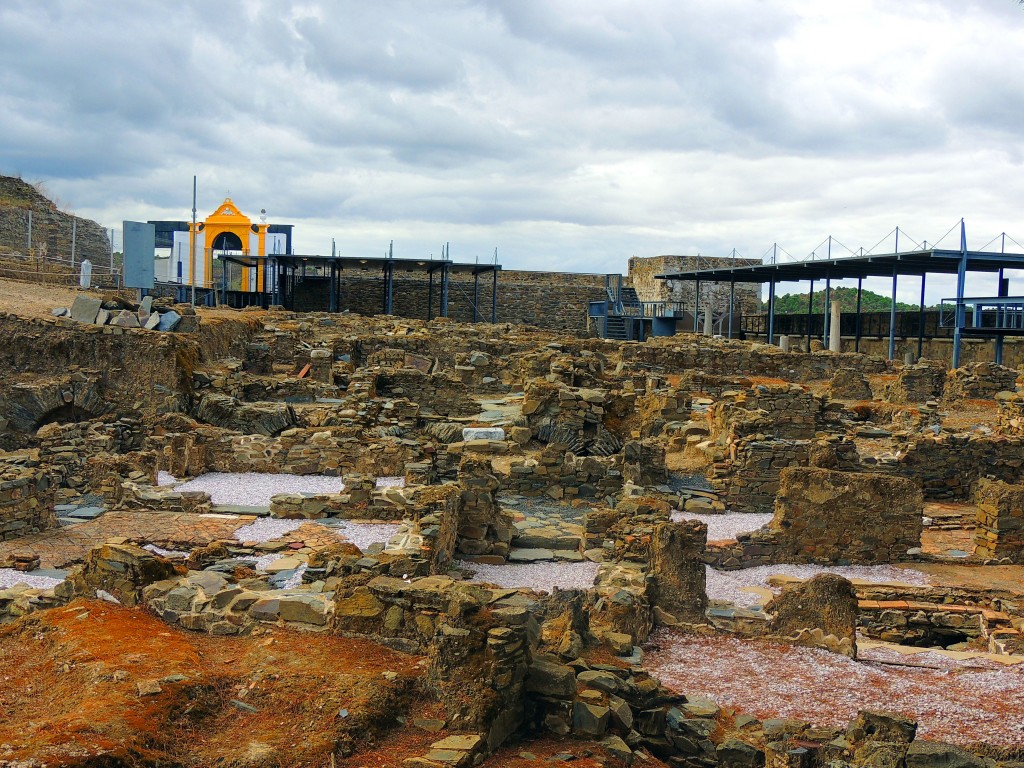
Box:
769;286;934;314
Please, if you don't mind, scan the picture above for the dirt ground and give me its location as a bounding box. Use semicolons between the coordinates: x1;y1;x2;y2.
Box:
0;600;430;767
0;275;248;321
0;602;647;767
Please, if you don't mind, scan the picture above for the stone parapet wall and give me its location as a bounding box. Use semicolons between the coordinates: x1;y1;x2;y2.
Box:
710;384;819;441
499;450;624;500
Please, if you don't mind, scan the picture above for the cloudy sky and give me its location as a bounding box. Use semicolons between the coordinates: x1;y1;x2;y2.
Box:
3;0;1024;302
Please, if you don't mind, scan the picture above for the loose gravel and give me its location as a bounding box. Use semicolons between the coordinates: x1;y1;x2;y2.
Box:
143;544;189;559
670;511;773;541
233;518;400;552
706;564;933;608
232;519;305;543
171;473;346;507
645;631;1024;747
332;522;401;551
0;569;64;590
460;561;601;593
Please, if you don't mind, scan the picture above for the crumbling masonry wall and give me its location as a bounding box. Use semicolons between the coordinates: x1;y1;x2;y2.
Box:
973;479;1024;563
753;467;923;565
0;465;55;541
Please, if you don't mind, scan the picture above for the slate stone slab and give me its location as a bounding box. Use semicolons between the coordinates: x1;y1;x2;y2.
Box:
70;295;102;324
508;547;554;562
140;295;154;313
144;312;161;330
66;506;105;520
109;310;141;328
95;308;110;325
157;310;182;331
462;427;506;441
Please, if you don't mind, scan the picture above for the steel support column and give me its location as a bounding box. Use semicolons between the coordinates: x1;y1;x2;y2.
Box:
728;279;735;338
767;278;776;344
473;272;480;322
953;221;968;369
491;268;498;323
855;278;863;353
806;279;815;351
329;261;337;312
996;268;1007;364
694;279;700;333
823;273;831;343
440;263;450;317
917;273;926;361
888;265;898;360
427;267;434;320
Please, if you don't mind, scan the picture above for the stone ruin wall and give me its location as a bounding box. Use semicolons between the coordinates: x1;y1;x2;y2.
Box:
973;479;1024;563
0;464;55;541
624;340;889;381
0;312;195;430
750;468;923;565
889;433;1024;501
302;269;610;333
627;255;762;316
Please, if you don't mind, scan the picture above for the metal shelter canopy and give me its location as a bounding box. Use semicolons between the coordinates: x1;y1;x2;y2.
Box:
654;244;1024;367
215;252;501;321
655;249;1024;282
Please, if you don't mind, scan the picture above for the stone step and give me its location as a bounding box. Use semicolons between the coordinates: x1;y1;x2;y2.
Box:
507;547;585;563
211;504;270;517
512;531;583;550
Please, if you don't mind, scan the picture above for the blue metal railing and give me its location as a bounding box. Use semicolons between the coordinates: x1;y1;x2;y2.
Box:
939;296;1024;332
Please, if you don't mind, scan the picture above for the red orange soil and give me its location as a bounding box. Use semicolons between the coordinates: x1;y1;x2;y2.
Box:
0;600;428;767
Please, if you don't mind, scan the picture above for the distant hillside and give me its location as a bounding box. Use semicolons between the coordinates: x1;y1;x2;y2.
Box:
0;174;110;264
772;286;930;314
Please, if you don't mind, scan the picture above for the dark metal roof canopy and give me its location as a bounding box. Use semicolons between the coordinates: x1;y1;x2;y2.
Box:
214;253;501;321
656;249;1024;282
653;240;1024;368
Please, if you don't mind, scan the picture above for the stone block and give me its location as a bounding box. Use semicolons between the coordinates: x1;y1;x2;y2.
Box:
70;295;102;324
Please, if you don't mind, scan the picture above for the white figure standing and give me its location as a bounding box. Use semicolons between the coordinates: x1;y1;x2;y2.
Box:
79;258;93;289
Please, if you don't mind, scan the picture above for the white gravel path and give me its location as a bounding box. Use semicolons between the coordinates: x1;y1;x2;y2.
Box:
646;631;1024;747
375;476;405;488
232;518;305;543
334;522;401;551
706;564;933;608
233;518;400;552
157;471;177;486
460;561;601;593
143;544;189;559
171;472;345;507
671;511;773;541
0;569;64;590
